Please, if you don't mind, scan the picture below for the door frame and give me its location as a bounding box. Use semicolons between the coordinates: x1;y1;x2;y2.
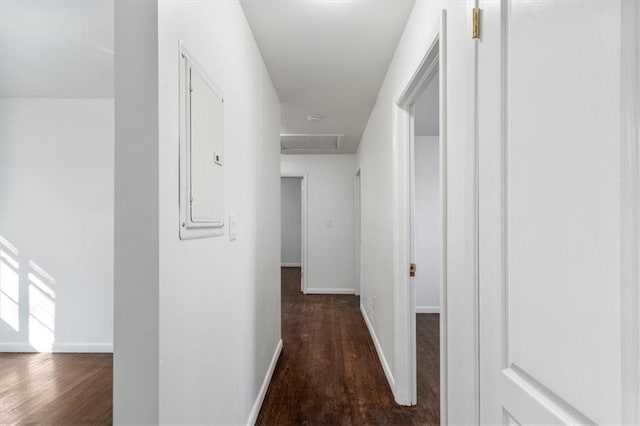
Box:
354;169;362;296
621;1;640;421
393;10;450;418
281;174;309;293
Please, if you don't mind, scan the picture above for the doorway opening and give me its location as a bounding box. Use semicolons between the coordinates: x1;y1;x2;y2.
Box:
412;67;442;418
280;175;308;293
394;10;447;423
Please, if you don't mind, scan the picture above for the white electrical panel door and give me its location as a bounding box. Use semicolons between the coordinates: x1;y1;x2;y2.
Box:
179;42;225;239
189;66;224;224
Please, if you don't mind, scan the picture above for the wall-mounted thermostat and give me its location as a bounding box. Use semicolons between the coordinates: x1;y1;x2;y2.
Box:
178;41;225;240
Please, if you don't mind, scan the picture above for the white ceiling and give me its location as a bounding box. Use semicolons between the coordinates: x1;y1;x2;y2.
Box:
415;72;439;136
240;0;415;154
0;0;113;98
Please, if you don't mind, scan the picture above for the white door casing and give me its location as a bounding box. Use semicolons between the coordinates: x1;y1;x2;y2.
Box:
478;1;639;424
301;177;305;292
355;170;362;296
394;10;449;417
300;176;309;293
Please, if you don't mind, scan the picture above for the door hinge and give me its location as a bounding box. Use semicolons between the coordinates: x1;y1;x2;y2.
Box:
472;8;481;39
410;263;416;277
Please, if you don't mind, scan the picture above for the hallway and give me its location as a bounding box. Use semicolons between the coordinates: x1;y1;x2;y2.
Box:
1;1;635;423
257;268;439;425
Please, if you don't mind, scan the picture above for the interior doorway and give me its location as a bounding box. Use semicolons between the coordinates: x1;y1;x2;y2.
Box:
411;67;442;417
280;175;308;292
394;10;447;422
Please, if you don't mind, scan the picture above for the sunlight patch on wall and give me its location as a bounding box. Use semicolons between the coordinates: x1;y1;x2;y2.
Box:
28;262;56;352
0;236;20;331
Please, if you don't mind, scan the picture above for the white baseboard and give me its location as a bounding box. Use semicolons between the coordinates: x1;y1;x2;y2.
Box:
305;288;356;295
0;342;113;353
281;263;301;267
416;306;440;314
246;339;283;426
360;305;396;395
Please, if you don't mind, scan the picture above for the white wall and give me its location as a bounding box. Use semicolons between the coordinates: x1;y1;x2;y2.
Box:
281;154;356;294
113;0;159;422
0;99;113;353
158;2;281;424
116;2;282;423
414;136;440;313
114;1;282;424
356;1;477;421
281;178;302;266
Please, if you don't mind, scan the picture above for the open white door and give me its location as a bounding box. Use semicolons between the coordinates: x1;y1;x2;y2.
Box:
478;1;639;424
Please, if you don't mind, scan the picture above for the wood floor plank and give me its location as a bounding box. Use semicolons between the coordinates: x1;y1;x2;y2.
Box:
0;352;113;425
257;267;440;425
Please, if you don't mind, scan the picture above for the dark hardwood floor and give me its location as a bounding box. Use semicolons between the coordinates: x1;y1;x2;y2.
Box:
0;352;112;425
0;268;438;425
257;267;440;425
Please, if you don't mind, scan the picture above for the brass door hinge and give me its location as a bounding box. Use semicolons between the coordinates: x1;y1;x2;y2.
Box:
410;263;416;277
472;8;480;39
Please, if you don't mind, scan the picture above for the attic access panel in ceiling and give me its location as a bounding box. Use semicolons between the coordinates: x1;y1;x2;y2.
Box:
281;134;344;153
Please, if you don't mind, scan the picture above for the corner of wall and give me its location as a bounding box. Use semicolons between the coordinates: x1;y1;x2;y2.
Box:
114;0;160;423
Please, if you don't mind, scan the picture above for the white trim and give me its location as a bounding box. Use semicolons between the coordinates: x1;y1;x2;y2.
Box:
416;306;440;314
354;169;362;297
621;1;640;422
360;305;396;395
246;339;283;426
0;342;113;353
281;263;301;267
439;11;451;420
305;288;356;295
393;10;449;411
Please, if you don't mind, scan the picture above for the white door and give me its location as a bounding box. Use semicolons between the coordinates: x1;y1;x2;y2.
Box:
478;1;639;424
